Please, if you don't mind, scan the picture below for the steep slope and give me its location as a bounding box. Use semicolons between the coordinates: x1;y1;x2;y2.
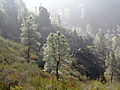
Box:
0;36;49;90
0;36;29;89
0;37;119;90
0;35;26;63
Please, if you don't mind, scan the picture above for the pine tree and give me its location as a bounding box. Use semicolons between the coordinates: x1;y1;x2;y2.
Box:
105;51;117;82
94;29;106;58
84;24;94;46
20;16;41;63
43;31;70;80
112;35;120;56
94;29;106;50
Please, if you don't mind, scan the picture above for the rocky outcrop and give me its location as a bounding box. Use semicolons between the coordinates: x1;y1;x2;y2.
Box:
72;48;106;81
36;6;53;48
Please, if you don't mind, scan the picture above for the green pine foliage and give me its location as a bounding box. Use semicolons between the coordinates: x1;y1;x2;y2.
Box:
94;29;106;52
43;31;70;72
105;51;119;81
20;16;41;62
20;16;41;49
112;35;120;56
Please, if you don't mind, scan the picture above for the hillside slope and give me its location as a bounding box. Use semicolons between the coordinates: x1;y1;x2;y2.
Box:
0;35;26;63
0;36;120;90
0;36;41;89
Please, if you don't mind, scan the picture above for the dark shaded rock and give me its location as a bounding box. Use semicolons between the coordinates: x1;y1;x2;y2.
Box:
72;48;105;81
36;60;45;69
36;6;53;48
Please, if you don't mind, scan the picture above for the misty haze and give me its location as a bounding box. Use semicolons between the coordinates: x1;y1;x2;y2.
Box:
0;0;120;89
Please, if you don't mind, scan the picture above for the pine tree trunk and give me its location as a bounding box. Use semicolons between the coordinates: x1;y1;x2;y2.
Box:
56;61;59;80
56;54;60;81
27;36;31;63
27;46;30;63
111;72;113;83
6;84;11;90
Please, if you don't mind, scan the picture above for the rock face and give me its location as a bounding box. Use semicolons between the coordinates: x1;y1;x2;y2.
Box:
72;49;105;80
36;6;53;48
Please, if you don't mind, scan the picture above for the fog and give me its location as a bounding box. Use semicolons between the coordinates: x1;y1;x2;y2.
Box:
23;0;120;10
23;0;120;28
0;0;120;87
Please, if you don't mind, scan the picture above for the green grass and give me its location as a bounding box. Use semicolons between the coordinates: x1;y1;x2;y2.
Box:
0;35;27;63
16;74;120;90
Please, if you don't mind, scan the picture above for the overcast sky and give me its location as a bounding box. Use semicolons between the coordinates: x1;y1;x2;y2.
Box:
23;0;85;11
23;0;63;11
23;0;45;10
